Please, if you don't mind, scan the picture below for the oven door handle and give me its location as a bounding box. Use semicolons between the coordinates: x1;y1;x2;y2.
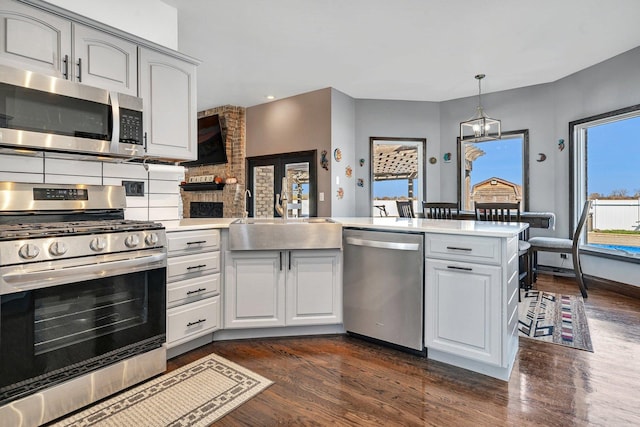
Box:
1;252;166;292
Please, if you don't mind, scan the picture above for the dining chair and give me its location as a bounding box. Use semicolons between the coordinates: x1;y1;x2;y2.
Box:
528;200;592;298
422;202;458;219
374;205;388;217
396;200;415;218
475;202;531;296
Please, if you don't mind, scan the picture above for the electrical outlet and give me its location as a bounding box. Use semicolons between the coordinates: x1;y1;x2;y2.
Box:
122;180;145;197
560;253;568;259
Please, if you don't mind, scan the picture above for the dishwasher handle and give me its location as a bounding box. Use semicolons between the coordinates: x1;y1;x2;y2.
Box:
345;236;420;251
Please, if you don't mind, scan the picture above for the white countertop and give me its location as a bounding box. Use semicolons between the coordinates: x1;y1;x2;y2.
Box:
161;217;526;238
332;217;527;238
161;218;236;231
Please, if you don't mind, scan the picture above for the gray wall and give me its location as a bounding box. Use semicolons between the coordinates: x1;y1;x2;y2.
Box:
331;88;356;217
354;99;441;216
246;88;333;216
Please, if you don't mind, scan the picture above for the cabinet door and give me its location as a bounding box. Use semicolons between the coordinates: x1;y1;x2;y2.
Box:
72;23;137;95
224;251;285;329
139;48;197;161
425;258;502;366
0;0;71;77
286;250;342;326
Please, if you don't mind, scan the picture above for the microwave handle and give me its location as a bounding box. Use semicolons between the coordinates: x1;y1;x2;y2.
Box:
110;91;121;154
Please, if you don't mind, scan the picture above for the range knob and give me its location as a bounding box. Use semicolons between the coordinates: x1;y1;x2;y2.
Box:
49;241;68;256
90;237;107;252
19;243;40;259
125;234;140;248
145;233;159;246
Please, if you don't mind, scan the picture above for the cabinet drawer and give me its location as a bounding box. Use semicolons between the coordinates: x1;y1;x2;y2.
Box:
426;234;501;265
167;229;220;255
167;273;220;308
168;251;220;281
167;296;220;344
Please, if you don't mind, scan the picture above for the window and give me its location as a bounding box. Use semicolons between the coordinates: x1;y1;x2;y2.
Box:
457;130;529;211
370;137;426;217
570;105;640;256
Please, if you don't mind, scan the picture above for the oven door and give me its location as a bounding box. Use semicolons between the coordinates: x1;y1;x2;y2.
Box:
0;250;166;406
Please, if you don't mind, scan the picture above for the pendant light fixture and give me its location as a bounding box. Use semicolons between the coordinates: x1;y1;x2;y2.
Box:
459;74;501;142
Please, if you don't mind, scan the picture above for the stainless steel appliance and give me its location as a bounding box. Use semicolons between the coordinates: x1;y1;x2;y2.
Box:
0;182;167;427
343;228;425;353
0;64;144;158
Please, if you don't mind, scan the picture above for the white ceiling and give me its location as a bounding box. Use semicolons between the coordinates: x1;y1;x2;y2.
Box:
164;0;640;110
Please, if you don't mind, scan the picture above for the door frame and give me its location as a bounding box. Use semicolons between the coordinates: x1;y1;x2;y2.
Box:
246;150;318;217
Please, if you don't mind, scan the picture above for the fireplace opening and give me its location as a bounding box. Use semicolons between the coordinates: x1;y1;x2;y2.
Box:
190;202;223;218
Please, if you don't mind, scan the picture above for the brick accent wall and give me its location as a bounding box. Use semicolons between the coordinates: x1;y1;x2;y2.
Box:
181;105;246;218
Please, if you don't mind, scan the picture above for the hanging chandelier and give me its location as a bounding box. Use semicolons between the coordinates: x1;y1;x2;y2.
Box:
459;74;501;142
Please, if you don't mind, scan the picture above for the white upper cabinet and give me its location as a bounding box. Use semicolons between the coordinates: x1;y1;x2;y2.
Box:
0;1;137;95
139;47;197;161
0;0;70;76
72;23;137;95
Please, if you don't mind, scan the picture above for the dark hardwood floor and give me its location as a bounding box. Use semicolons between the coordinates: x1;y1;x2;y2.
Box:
167;275;640;426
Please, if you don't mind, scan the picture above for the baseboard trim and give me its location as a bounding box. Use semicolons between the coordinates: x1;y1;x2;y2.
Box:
536;264;640;299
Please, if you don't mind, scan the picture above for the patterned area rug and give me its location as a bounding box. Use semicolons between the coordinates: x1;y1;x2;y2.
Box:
52;353;272;427
518;290;594;352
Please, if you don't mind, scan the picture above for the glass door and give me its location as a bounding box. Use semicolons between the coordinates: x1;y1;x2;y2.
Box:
247;151;317;218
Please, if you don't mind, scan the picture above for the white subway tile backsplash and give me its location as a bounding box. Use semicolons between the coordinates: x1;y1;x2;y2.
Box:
45;175;102;185
149;207;180;221
125;196;149;208
0;172;43;183
148;179;180;194
103;163;147;179
124;208;149;221
0;154;44;173
0;155;183;219
149;193;179;208
45;159;102;177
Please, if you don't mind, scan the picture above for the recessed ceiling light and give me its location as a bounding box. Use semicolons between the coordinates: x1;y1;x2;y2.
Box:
266;95;275;100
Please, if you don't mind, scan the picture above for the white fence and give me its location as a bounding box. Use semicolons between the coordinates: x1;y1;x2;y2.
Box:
591;199;640;231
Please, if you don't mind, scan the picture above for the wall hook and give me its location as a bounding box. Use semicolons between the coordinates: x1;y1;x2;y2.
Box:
537;153;547;162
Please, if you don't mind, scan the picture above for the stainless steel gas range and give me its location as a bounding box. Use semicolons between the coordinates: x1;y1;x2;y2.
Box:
0;182;168;427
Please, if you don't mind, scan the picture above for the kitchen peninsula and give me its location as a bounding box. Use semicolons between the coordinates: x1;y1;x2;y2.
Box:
165;216;526;381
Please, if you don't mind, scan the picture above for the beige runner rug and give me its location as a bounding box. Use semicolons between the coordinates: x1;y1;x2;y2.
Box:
52;353;272;427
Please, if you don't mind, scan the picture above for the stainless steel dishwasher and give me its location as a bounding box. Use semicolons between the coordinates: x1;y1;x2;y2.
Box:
343;228;425;353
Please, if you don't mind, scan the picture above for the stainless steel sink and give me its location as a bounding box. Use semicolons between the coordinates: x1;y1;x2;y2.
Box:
229;218;342;250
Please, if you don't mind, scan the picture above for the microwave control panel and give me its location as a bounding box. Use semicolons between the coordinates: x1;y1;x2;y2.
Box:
119;108;143;145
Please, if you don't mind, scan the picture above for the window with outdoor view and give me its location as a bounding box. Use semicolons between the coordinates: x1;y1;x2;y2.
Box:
571;106;640;256
457;130;529;211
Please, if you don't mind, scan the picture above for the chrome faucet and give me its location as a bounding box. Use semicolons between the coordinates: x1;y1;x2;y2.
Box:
243;189;252;221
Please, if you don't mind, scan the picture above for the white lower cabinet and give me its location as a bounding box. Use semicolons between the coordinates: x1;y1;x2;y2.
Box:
424;233;519;380
166;229;221;349
425;258;501;365
225;249;342;329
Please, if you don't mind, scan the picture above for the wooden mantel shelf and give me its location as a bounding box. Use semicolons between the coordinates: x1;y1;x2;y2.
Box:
179;183;225;191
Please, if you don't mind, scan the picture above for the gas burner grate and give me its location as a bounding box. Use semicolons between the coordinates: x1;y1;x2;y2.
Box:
0;220;164;240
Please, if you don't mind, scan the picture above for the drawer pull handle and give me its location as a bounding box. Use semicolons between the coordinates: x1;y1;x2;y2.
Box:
446;246;472;252
187;318;206;327
186;288;207;295
186;240;207;245
447;265;473;271
186;264;206;270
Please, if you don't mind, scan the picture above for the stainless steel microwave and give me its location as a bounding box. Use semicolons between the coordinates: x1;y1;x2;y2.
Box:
0;64;144;158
